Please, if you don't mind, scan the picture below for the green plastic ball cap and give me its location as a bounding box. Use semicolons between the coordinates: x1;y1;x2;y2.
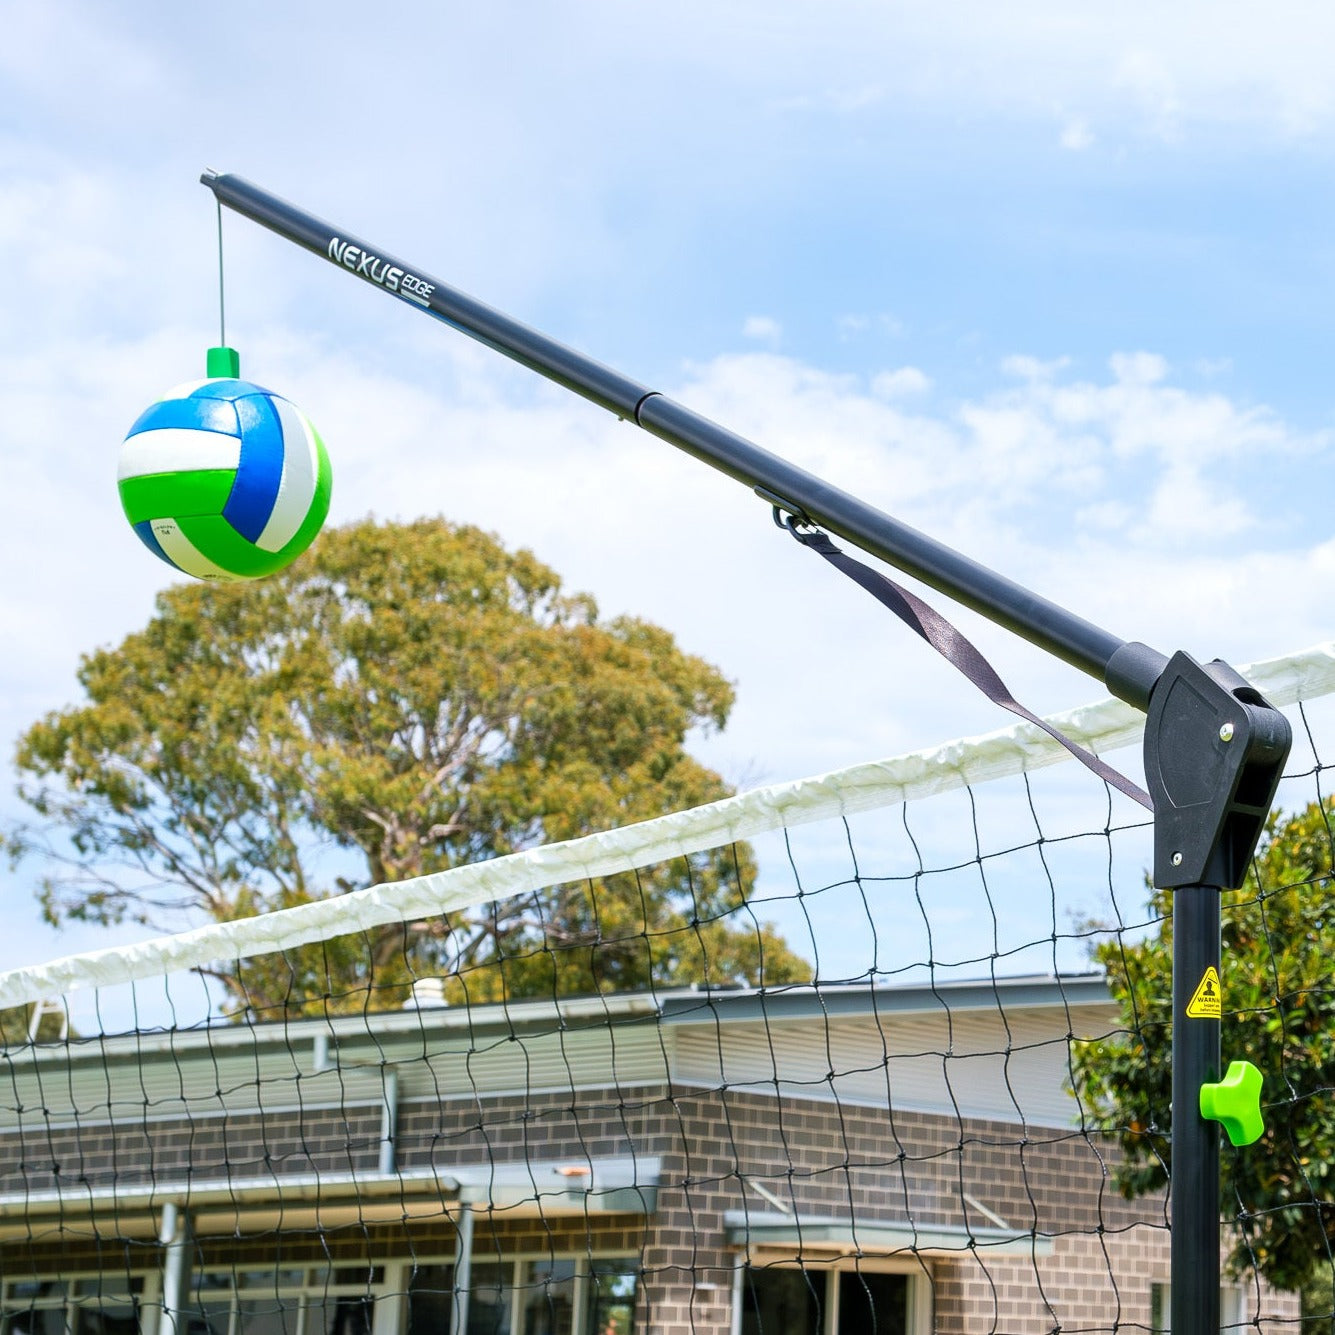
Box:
1199;1060;1265;1147
207;346;240;378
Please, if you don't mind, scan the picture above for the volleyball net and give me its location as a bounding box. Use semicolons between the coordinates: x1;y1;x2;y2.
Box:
3;643;1335;1335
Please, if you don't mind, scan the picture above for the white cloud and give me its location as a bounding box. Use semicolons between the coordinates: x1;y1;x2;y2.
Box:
1060;118;1095;151
1108;350;1168;385
872;367;931;398
1000;355;1071;381
838;314;906;341
4;306;1333;986
1113;50;1183;141
743;315;783;343
3;162;1322;813
11;321;1318;785
0;1;164;103
559;0;1335;143
6;3;1335;988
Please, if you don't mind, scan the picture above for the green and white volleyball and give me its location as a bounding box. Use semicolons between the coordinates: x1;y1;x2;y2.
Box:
118;378;333;581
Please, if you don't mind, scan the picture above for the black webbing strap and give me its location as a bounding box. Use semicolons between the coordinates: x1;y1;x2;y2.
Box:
784;522;1153;811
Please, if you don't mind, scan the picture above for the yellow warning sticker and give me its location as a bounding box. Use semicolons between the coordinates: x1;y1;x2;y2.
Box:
1186;967;1223;1019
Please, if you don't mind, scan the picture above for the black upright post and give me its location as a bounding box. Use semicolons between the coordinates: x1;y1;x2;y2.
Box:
1171;885;1222;1334
1146;654;1291;1335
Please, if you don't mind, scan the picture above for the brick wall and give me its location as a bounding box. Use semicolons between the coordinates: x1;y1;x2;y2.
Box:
0;1080;1301;1333
930;1230;1302;1333
0;1105;385;1192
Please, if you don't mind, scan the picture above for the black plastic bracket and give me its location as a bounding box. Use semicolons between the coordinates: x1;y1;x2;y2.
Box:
1144;651;1292;889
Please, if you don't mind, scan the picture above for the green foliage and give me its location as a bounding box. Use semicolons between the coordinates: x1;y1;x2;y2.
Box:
1305;1265;1335;1333
11;518;809;1015
1072;799;1335;1293
0;1002;67;1047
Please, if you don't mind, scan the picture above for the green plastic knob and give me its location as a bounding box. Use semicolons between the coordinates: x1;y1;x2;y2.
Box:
207;346;240;378
1199;1060;1264;1146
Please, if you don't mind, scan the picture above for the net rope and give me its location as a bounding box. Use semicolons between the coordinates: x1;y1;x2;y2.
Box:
3;642;1335;1334
3;641;1332;1014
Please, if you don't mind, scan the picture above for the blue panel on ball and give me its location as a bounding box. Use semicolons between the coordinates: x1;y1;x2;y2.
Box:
223;392;286;542
132;520;183;572
191;379;273;402
126;396;239;439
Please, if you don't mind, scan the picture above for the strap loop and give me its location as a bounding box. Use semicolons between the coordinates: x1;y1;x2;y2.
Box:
781;518;1153;811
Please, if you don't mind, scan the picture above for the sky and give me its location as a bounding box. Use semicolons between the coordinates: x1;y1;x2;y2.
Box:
4;0;1335;998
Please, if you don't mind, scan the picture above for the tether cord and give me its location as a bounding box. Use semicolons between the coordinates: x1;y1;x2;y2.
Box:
216;197;227;347
783;520;1153;811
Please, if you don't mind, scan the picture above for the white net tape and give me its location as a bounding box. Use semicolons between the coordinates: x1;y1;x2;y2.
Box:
2;641;1333;1011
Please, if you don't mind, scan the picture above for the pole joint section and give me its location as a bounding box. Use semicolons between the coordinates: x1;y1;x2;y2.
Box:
1145;651;1292;890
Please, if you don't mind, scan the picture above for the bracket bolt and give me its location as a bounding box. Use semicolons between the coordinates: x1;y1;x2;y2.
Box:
1172;852;1184;867
1219;722;1235;743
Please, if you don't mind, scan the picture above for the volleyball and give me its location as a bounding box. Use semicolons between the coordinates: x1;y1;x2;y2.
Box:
119;377;332;581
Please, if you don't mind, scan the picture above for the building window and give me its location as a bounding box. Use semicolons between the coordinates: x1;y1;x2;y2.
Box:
515;1260;575;1335
188;1266;382;1335
404;1264;454;1335
1;1277;145;1335
405;1255;637;1335
463;1261;513;1335
584;1262;637;1335
742;1268;825;1335
1149;1282;1242;1333
3;1257;636;1335
837;1271;907;1334
741;1265;911;1335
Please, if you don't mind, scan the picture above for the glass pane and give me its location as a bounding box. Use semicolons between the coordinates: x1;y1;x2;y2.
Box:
329;1272;382;1291
185;1275;234;1335
304;1297;371;1335
742;1268;826;1335
1;1306;67;1335
237;1275;306;1294
238;1298;301;1335
517;1260;574;1335
465;1264;510;1335
5;1282;67;1305
837;1271;907;1335
3;1283;69;1335
1146;1283;1240;1335
72;1283;143;1302
407;1265;455;1335
184;1299;233;1335
71;1303;138;1335
5;1286;41;1303
585;1261;637;1335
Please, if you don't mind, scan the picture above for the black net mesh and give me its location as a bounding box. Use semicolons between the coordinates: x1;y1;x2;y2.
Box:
5;687;1335;1334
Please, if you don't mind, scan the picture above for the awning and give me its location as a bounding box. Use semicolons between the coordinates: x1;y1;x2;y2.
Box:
724;1210;1053;1258
0;1157;659;1241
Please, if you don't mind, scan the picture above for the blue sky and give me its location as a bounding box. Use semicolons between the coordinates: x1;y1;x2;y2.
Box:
4;1;1335;985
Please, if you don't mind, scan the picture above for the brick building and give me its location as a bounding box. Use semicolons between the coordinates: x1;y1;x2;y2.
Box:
0;974;1299;1333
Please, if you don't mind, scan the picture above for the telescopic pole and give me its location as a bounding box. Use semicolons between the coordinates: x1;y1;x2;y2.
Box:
1174;885;1222;1334
200;170;1165;710
202;170;1292;1335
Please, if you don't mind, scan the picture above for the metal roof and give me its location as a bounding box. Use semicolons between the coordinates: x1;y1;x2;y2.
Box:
0;972;1114;1069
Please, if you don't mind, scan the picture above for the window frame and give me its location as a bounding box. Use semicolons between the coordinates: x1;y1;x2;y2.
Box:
1148;1280;1244;1332
1;1273;154;1335
733;1255;931;1335
397;1249;640;1335
185;1263;385;1335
